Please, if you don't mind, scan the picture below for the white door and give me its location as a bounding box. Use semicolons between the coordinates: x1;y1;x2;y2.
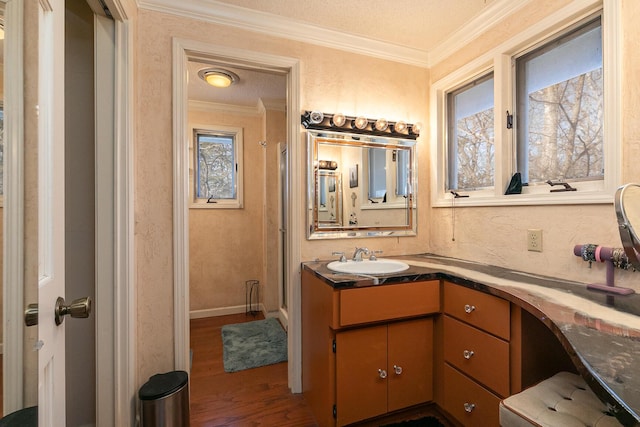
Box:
36;0;68;424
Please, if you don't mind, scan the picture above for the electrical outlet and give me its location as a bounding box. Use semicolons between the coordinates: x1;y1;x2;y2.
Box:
527;229;543;252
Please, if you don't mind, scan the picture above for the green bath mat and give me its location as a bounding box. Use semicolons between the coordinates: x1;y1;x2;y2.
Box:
221;317;287;373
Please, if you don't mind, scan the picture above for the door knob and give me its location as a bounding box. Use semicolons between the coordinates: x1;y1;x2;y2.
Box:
24;303;39;327
55;296;92;325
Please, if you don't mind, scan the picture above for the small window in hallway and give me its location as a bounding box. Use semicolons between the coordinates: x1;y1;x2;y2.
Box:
191;126;244;208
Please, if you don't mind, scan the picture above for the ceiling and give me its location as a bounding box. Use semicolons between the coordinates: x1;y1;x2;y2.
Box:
172;0;502;107
210;0;497;54
188;60;286;108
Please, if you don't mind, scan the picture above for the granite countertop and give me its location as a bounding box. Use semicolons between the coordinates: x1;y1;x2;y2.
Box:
302;254;640;426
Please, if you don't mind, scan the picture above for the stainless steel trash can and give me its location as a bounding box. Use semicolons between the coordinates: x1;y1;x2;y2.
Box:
139;370;190;427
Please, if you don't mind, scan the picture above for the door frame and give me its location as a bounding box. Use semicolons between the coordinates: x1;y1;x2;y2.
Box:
277;142;288;328
2;0;136;423
172;38;303;391
2;0;25;413
92;1;137;425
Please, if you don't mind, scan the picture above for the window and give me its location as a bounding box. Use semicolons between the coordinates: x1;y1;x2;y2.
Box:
431;2;619;207
368;147;387;199
516;17;603;185
191;126;243;208
447;73;494;191
396;149;409;197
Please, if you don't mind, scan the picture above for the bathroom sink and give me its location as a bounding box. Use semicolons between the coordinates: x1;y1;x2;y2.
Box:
327;259;410;275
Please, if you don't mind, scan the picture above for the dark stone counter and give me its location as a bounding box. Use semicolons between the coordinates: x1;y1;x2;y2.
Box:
302;254;640;426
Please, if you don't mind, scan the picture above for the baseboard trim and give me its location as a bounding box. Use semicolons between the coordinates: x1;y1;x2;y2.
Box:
190;304;276;319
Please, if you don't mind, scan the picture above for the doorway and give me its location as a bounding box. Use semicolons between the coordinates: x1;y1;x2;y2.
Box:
172;40;303;392
3;0;135;424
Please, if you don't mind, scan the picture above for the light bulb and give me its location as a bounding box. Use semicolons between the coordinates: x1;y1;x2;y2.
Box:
332;113;346;127
309;111;324;124
412;122;423;135
394;121;407;133
375;118;389;131
354;116;368;130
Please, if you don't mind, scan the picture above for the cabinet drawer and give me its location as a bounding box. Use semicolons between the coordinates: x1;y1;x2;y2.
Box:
443;364;501;427
444;282;510;340
444;315;510;397
338;280;440;327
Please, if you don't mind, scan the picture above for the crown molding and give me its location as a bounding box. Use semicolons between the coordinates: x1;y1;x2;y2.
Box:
138;0;429;67
188;99;263;116
139;0;533;69
428;0;532;66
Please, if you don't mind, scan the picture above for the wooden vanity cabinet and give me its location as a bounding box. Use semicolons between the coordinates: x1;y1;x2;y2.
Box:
441;281;512;426
335;318;434;426
302;269;440;427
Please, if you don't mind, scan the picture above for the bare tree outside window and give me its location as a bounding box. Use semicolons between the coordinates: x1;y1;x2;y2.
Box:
454;107;495;189
447;73;494;191
517;17;603;185
196;133;236;199
526;69;603;182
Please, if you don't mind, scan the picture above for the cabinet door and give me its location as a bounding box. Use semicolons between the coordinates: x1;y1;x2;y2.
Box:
388;318;434;412
336;325;388;426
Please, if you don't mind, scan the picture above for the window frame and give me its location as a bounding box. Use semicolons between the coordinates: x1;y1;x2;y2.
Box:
446;72;495;192
189;124;244;209
430;0;620;207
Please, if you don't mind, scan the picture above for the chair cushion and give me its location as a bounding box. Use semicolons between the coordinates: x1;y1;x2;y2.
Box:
499;372;622;427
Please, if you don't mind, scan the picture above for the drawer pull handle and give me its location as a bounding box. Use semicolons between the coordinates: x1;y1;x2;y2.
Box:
393;365;403;375
378;369;387;379
464;304;476;314
463;350;475;359
464;402;476;413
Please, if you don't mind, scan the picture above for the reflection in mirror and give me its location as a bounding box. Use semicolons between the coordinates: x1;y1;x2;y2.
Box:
307;130;417;239
317;171;341;225
615;183;640;270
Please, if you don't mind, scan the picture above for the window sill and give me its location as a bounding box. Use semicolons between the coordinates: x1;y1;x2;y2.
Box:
432;190;613;208
190;200;243;209
361;201;411;210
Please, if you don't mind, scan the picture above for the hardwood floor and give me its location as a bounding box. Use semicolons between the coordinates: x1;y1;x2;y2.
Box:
189;313;316;426
189;313;452;427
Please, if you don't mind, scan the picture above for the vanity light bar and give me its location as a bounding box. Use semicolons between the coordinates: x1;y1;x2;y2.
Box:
301;111;421;140
318;160;338;170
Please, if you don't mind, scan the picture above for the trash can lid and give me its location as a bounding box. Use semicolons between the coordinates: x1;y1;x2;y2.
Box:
139;370;189;400
0;406;37;427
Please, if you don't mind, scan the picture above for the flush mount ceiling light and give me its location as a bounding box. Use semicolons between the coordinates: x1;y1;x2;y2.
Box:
198;68;239;88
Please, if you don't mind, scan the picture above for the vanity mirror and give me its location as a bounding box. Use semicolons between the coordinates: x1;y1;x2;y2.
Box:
615;183;640;270
307;130;417;239
317;170;342;226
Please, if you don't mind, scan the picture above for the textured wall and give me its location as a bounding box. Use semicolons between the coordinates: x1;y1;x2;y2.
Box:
135;9;429;382
135;1;640;385
427;0;640;290
187;106;283;315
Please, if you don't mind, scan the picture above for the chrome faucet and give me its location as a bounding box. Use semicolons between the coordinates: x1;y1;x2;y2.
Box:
352;247;370;262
